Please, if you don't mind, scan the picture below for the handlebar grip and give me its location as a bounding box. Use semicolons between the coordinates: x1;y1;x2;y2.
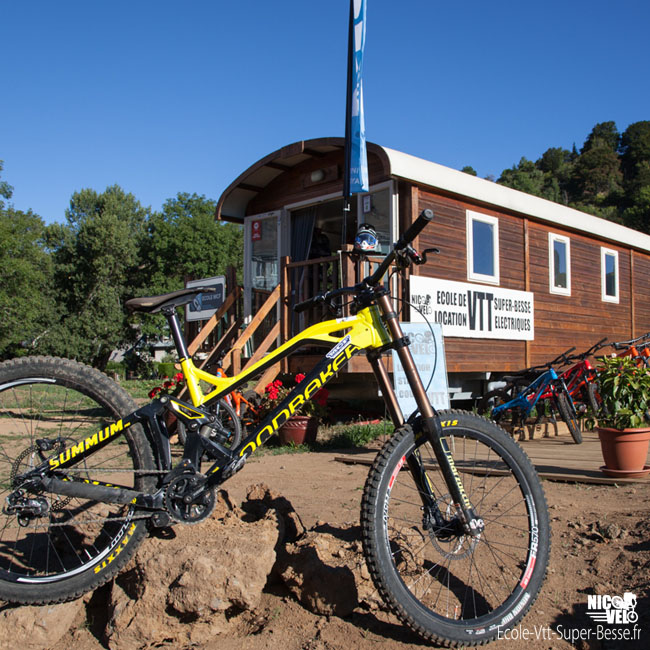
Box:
395;209;434;250
293;296;320;313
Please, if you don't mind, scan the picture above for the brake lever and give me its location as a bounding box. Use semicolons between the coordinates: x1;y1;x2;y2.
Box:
420;248;440;264
405;246;440;266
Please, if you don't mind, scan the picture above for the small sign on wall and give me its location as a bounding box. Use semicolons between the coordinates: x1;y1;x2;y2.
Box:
185;276;225;322
392;322;450;417
251;221;262;241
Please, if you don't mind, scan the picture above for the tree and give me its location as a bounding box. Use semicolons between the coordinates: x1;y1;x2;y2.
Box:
43;185;150;368
0;161;12;205
461;166;477;176
570;145;622;203
581;121;620;154
619;121;650;183
0;206;55;359
142;192;243;294
498;157;547;198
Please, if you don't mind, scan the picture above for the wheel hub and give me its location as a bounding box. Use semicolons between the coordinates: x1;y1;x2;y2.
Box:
424;494;480;560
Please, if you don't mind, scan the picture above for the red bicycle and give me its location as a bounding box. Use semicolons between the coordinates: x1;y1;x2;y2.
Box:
553;338;609;416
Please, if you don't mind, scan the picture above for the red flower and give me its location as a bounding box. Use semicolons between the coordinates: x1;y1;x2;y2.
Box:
295;373;306;383
148;386;162;398
313;388;329;408
174;372;184;383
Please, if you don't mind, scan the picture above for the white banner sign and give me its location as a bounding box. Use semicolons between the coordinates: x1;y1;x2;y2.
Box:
410;276;534;340
392;323;450;416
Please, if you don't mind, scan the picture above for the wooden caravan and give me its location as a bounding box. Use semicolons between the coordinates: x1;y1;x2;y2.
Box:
215;137;650;403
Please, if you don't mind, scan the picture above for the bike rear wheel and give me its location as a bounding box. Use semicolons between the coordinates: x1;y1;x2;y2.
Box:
0;356;156;604
361;411;549;647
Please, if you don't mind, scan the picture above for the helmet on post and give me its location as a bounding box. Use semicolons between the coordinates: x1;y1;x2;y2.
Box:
354;223;379;253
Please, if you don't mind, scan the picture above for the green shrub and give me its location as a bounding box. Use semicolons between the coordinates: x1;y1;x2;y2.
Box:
156;362;177;378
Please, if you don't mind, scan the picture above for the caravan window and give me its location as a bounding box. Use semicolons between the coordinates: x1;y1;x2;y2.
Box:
549;233;571;295
601;247;619;303
467;211;499;284
251;216;279;290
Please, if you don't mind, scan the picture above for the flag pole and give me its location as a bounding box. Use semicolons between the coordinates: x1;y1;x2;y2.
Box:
342;0;354;248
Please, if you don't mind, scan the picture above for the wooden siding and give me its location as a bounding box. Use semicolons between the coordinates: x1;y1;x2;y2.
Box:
414;187;645;374
633;251;650;337
528;224;632;365
416;190;527;374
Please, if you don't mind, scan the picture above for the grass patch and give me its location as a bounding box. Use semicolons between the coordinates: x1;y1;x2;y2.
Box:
318;420;394;449
120;379;163;401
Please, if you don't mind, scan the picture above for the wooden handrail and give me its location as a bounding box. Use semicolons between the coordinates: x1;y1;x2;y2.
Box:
224;283;281;374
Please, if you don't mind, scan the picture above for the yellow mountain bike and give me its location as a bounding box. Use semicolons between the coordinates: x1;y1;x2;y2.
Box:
0;210;549;647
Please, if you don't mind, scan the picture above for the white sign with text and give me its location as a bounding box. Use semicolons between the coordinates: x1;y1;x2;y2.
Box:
392;322;450;416
410;276;534;340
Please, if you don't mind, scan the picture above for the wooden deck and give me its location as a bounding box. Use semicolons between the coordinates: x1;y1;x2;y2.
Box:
518;428;650;485
335;428;650;486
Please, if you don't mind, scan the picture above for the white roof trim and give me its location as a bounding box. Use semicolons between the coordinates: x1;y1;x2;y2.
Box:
382;147;650;253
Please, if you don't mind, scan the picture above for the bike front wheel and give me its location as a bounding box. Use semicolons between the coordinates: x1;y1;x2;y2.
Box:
556;390;583;444
0;356;156;604
361;410;550;647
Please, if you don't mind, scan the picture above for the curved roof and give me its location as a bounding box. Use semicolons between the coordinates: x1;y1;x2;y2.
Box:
217;137;650;253
216;137;390;222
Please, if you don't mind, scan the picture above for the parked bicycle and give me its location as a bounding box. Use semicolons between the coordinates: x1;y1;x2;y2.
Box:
550;338;608;417
479;348;583;443
0;210;549;647
610;332;650;367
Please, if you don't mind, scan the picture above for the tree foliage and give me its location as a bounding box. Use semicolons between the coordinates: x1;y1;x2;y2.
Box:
0;204;55;357
497;120;650;232
0;164;243;366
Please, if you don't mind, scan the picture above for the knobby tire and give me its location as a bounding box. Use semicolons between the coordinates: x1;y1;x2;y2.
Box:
0;356;156;604
556;390;583;444
361;410;550;647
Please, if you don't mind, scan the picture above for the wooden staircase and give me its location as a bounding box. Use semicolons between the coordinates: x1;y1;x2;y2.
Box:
185;283;282;394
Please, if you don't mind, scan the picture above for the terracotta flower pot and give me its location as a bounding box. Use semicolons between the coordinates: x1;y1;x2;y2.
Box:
278;415;318;445
596;426;650;477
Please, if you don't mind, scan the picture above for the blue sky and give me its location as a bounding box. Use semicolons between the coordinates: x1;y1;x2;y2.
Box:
1;1;648;224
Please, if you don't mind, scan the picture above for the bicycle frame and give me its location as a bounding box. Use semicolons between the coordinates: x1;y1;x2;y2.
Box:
492;368;560;419
21;208;485;537
30;288;483;535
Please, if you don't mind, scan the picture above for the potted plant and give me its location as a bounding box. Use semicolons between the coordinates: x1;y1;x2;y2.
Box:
260;374;329;445
595;355;650;477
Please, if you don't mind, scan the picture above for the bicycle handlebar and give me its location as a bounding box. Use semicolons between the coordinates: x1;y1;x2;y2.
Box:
563;337;609;362
293;209;435;313
611;331;650;350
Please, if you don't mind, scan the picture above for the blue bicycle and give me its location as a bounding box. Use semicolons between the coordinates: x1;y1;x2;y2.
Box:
479;348;583;444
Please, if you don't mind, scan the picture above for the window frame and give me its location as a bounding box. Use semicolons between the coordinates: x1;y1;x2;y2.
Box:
548;232;571;296
466;210;500;285
601;247;619;303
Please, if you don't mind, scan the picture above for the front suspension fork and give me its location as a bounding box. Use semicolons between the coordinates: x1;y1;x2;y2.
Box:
375;292;484;536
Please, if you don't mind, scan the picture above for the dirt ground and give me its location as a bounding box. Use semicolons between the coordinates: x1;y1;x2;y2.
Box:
31;444;650;649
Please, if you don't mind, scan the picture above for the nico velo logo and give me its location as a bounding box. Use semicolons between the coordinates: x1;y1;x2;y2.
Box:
586;593;638;624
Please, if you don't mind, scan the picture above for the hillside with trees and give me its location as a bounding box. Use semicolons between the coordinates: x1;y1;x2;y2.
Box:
493;120;650;233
